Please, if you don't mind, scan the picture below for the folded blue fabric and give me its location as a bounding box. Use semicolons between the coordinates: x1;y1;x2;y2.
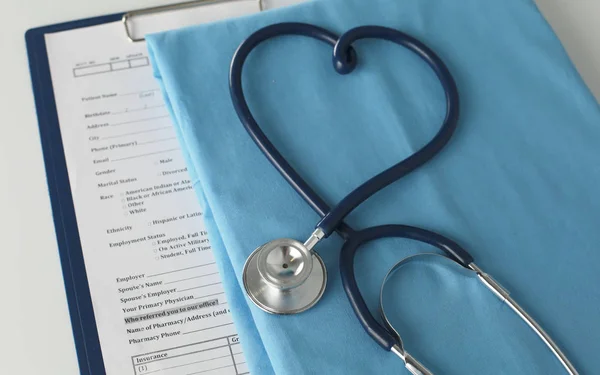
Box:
147;0;600;373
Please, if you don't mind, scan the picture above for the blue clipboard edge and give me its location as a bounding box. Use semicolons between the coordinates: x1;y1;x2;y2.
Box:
25;13;124;375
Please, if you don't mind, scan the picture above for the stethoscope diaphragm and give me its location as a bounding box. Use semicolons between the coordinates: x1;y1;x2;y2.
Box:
242;238;327;315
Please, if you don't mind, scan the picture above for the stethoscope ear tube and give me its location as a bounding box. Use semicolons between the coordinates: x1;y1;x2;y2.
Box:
344;233;579;375
380;253;454;375
316;25;460;237
339;237;398;351
339;225;474;352
229;23;343;221
230;24;460;241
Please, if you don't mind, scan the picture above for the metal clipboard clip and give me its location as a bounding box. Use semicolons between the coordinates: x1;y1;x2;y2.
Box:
122;0;264;42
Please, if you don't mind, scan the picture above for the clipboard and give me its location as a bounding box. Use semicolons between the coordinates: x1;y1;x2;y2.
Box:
25;2;262;373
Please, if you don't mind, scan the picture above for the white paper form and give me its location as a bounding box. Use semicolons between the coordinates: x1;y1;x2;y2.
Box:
43;2;306;373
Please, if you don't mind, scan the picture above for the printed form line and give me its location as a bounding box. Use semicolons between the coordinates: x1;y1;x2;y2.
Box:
147;263;216;278
112;104;166;114
138;137;177;145
164;272;220;285
183;322;234;336
111;115;169;126
142;354;232;374
178;281;222;293
195;292;225;300
111;148;178;162
120;88;160;96
101;126;172;140
187;364;235;375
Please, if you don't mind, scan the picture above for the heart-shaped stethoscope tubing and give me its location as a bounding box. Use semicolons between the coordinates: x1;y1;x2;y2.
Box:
229;23;578;374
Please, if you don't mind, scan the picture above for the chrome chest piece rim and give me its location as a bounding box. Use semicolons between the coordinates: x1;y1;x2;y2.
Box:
243;238;327;315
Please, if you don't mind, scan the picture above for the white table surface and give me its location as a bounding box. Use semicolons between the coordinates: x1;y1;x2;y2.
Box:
0;0;598;373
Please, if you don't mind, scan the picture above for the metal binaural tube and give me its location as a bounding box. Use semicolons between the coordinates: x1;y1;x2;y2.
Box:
391;345;433;375
469;263;579;375
303;228;325;251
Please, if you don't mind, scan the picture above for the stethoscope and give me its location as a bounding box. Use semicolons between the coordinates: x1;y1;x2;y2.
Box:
229;22;578;375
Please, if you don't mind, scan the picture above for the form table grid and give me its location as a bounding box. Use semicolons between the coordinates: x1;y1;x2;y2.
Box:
131;334;248;375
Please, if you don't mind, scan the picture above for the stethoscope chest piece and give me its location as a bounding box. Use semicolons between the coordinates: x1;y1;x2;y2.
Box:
243;238;327;314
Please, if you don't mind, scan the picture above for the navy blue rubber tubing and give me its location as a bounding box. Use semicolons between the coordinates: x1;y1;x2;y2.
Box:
340;225;474;351
229;23;471;352
229;23;460;238
229;23;342;226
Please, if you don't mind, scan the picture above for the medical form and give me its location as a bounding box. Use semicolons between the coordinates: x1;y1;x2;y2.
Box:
42;3;273;374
